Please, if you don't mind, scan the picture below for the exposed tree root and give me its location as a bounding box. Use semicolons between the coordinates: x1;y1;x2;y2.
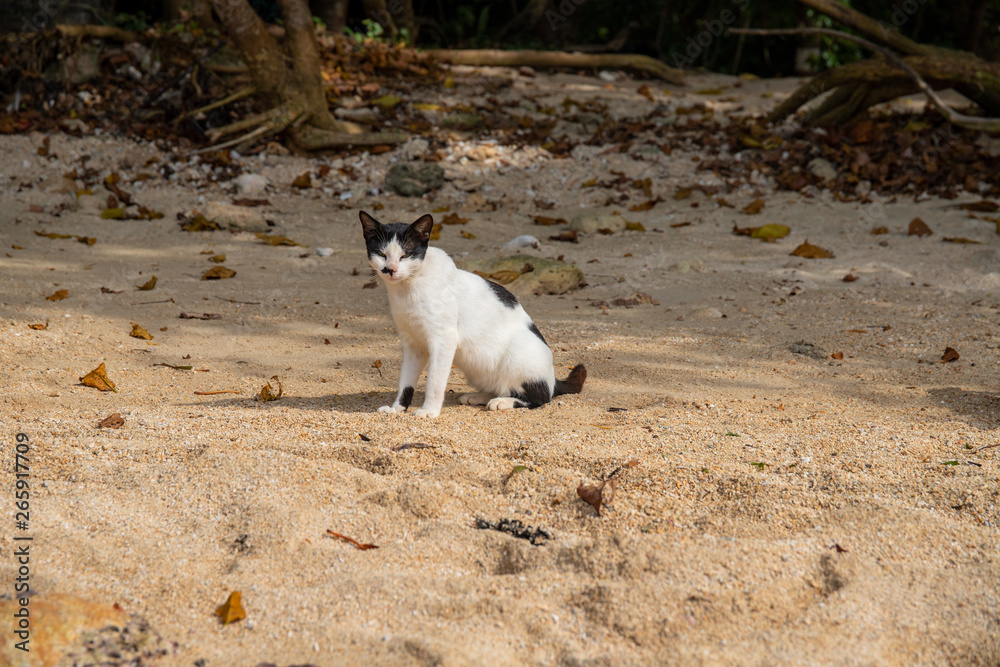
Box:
424;49;685;85
731;27;1000;131
56;25;136;42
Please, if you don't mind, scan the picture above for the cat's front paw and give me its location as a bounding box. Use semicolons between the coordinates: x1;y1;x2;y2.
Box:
378;404;404;414
412;407;441;419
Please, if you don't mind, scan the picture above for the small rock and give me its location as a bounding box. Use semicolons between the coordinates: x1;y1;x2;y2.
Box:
316;247;334;257
788;341;827;360
687;307;723;320
500;235;541;253
569;210;626;234
334;107;379;123
461;192;494;212
399;137;430;161
60;48;100;85
385;162;445;197
518;66;536;77
235;173;269;196
670;258;706;274
807;157;837;181
75;194;104;212
203;201;269;233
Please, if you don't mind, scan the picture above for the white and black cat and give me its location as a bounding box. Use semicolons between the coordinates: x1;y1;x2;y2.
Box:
360;210;586;419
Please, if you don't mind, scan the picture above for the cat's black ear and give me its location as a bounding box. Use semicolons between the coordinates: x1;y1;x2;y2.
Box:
408;214;434;243
360;211;382;240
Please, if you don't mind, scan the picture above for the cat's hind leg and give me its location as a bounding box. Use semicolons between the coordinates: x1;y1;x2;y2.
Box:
459;392;493;406
378;344;426;414
486;379;552;411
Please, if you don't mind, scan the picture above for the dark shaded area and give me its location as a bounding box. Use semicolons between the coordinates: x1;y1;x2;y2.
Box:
475;517;551;545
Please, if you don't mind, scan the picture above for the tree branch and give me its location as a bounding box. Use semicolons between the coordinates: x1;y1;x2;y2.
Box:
730;27;1000;131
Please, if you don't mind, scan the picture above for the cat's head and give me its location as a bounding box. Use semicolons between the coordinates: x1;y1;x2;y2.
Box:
359;211;434;284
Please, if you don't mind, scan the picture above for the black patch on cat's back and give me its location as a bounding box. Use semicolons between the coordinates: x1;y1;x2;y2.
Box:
528;322;547;345
400;386;414;409
512;380;552;409
484;279;519;309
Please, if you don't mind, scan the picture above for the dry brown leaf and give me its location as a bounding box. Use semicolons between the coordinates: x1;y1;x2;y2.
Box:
870;226;888;235
28;321;48;330
429;223;442;240
549;230;579;243
460;229;477;239
46;289;68;301
34;231;72;239
257;375;283;402
98;413;125;429
232;198;270;207
670;221;691;228
908;217;933;237
629;197;662;212
136;275;157;291
76;236;97;245
941;347;960;363
959;200;998;213
202;266;236;280
942;237;981;244
842;273;859;282
624;221;646;232
577;479;616;516
215;592;246;625
179;214;220;232
129;323;153;340
291;172;312;189
532;215;568;226
209;254;226;263
637;84;654;102
743;199;765;215
674;187;693;201
790;241;834;259
255;232;302;246
441;212;469;225
474;270;522;285
80;362;117;392
831;352;844;360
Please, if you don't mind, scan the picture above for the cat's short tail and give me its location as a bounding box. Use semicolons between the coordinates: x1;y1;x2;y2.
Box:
553;364;587;396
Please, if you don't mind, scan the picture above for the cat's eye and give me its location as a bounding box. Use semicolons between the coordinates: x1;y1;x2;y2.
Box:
375;251;386;258
400;252;411;259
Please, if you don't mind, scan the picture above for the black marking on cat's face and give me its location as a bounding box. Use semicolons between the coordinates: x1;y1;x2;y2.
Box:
484;279;519;309
528;322;547;345
360;211;433;262
511;379;552;409
400;386;414;409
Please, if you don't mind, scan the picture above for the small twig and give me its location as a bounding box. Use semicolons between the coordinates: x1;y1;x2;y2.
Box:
133;299;175;305
154;362;193;370
729;27;1000;131
974;443;999;454
190;124;273;156
604;459;639;481
194;390;240;395
325;529;379;550
174;85;256;126
213;296;261;305
390;442;438;452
